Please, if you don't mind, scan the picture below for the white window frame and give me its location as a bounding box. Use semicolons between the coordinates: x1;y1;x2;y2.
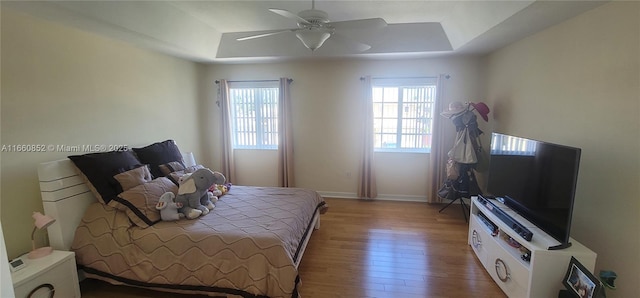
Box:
229;81;279;150
372;77;438;153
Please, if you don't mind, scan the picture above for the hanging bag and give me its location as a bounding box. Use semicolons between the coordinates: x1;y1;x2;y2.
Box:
448;126;478;164
446;158;460;180
437;180;457;200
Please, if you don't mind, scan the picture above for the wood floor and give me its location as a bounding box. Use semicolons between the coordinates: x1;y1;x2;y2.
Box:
80;198;506;298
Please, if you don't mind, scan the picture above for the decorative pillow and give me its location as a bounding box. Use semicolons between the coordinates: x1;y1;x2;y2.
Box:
113;165;152;191
108;177;177;228
159;161;185;176
166;164;206;186
184;164;205;173
69;150;141;204
132;140;184;178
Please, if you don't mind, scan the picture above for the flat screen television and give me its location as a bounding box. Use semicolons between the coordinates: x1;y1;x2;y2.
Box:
486;133;581;250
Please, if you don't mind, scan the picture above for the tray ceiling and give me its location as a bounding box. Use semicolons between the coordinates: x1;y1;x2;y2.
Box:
3;1;607;63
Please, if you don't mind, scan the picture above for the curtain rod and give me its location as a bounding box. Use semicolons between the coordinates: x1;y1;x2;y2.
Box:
215;79;293;84
360;75;450;80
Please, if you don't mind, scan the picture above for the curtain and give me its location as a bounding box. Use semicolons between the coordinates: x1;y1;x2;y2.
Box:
357;76;377;199
218;79;237;184
426;74;449;203
277;78;295;187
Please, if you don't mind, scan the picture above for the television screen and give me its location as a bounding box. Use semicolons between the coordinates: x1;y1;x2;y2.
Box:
487;133;581;249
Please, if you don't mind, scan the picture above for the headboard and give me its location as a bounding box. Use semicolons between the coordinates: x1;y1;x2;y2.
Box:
38;159;95;251
38;152;196;251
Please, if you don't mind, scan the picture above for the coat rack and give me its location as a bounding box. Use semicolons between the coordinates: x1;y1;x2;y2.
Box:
437;101;490;222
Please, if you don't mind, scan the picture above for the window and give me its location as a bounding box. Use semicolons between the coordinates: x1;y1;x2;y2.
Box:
490;134;537;156
372;77;437;152
229;81;279;149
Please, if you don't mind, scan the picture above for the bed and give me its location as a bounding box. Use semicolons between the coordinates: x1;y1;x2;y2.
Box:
37;144;325;298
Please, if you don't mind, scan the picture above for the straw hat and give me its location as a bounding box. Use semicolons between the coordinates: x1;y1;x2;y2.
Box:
441;101;468;118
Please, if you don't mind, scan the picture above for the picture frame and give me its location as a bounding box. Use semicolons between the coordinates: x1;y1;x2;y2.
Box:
563;256;603;298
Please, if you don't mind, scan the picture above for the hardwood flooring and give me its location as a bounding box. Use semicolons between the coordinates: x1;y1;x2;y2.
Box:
80;198;505;298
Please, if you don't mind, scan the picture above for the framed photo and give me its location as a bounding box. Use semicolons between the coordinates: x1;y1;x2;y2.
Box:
563;256;603;298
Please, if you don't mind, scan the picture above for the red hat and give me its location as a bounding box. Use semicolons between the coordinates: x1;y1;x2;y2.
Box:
470;102;490;122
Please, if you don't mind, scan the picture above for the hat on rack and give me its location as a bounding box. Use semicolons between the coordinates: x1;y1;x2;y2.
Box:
470;102;490;122
441;101;468;118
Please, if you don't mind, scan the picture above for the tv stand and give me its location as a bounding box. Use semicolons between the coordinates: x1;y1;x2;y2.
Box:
549;242;572;250
469;196;596;298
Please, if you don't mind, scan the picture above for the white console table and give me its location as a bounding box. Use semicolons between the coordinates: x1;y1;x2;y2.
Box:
468;196;596;298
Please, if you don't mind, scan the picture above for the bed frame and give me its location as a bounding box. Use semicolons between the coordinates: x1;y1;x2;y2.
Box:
37;153;320;268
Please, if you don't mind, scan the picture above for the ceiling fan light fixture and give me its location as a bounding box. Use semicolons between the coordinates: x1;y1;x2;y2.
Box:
295;29;331;51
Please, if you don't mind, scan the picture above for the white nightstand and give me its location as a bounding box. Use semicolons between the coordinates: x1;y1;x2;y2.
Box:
11;250;80;298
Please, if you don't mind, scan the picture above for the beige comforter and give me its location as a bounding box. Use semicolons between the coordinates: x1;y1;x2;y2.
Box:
71;186;325;298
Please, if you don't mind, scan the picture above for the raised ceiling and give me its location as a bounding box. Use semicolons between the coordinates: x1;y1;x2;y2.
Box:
3;1;607;63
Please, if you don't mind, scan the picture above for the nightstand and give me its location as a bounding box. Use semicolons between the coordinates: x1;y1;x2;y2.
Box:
11;250;80;298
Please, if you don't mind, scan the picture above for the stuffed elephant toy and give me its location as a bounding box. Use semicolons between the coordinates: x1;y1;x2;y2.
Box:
175;168;218;219
155;192;184;221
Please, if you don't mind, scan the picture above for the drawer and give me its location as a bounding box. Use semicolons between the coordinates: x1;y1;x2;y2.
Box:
469;214;495;266
486;248;528;298
13;258;79;298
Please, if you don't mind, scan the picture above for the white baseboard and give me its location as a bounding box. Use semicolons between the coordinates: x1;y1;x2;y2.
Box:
317;191;358;199
317;191;428;203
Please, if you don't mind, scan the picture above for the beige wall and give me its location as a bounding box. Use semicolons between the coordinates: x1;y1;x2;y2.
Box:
484;2;639;297
0;9;203;258
200;57;487;199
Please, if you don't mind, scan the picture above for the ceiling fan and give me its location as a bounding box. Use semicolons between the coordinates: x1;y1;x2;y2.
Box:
236;0;387;52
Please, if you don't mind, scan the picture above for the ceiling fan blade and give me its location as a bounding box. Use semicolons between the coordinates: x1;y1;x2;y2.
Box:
269;8;311;25
330;32;372;52
329;18;387;30
236;29;297;41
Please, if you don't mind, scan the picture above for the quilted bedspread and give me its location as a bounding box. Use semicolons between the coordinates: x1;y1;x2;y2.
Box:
71;186;325;298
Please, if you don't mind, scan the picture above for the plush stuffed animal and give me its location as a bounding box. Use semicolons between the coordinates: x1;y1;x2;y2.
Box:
209;172;227;207
207;188;221;206
217;185;228;196
205;191;218;208
175;168;218;219
207;172;227;203
200;171;225;210
155;192;184;221
178;173;216;210
209;187;223;197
